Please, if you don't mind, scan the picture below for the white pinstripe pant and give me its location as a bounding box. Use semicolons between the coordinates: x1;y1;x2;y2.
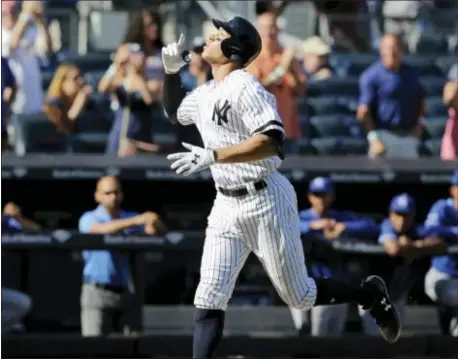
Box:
194;172;317;311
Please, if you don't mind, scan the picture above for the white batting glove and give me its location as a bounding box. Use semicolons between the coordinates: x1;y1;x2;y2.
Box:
167;142;216;176
161;33;189;74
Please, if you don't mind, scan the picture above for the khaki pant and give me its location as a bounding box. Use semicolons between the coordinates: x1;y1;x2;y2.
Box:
80;283;137;337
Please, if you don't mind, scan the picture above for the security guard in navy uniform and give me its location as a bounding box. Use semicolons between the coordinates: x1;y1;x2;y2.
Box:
293;176;380;335
79;176;166;336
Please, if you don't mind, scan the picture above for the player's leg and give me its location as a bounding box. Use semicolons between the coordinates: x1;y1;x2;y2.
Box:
311;304;348;336
193;199;251;359
253;172;401;342
425;266;458;336
1;288;32;335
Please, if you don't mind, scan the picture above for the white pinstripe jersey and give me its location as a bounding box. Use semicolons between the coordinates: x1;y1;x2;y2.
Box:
177;69;285;189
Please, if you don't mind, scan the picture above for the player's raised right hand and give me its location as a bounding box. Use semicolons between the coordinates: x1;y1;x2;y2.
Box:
161;33;188;75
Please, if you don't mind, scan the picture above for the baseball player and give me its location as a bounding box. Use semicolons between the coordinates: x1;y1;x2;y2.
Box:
424;169;458;336
161;16;401;358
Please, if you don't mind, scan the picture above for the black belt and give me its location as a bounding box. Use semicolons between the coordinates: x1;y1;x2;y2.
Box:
85;282;126;294
218;180;268;198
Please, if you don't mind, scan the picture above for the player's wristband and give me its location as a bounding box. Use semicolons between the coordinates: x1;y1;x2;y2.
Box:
367;130;379;142
18;13;33;24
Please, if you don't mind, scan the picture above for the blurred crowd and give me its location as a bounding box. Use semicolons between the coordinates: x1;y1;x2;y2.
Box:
1;0;457;158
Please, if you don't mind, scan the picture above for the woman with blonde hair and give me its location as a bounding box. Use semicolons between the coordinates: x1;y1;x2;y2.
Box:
42;64;92;132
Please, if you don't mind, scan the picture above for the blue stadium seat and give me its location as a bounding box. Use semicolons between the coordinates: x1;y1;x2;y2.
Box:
304;97;354;116
309;115;354;137
339;137;368;154
307;77;359;97
423;116;447;139
152;119;178;147
58;52;112;72
423;139;442;156
311;137;340;155
329;53;377;77
296;138;316;155
70;133;109;153
12;113;68;155
414;34;449;55
404;55;443;77
436;56;458;77
41;71;54;90
426;97;448;116
420;77;446;97
84;70;105;89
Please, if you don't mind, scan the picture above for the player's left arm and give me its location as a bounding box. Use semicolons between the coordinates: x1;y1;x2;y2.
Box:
213;82;285;164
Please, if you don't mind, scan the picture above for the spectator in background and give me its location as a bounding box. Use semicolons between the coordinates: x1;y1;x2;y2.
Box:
1;0;51;115
312;0;370;52
103;43;159;157
292;177;379;336
42;64;92;133
441;70;458;160
357;34;425;159
247;11;306;153
123;10;164;100
2;57;17;150
424;169;458;336
79;176;166;337
2;202;41;231
378;193;446;327
302;36;334;81
180;36;212;93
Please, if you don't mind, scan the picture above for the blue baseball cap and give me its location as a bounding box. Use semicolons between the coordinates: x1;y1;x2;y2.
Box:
451;169;458;186
389;193;416;215
308;176;335;193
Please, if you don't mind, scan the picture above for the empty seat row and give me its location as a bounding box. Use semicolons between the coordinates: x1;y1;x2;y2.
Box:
330;53;457;78
302;96;449;117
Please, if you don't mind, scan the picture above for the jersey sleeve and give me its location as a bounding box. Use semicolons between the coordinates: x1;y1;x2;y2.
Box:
238;81;285;137
378;219;398;244
176;87;201;126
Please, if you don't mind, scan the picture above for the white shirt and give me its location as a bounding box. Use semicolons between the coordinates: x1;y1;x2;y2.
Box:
177;69;285;189
2;26;44;114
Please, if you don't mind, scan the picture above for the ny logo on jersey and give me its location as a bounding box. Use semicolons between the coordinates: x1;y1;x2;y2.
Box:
212;99;231;126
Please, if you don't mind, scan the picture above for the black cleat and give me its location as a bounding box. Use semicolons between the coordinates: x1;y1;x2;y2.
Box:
363;275;402;343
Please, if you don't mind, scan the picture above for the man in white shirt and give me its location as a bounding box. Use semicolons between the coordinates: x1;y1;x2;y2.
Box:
1;1;51;115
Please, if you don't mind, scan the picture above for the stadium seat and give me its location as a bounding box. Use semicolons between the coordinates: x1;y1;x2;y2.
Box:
41;71;54;90
70;133;109;153
436;56;458;77
84;70;105;89
423;116;447;139
329;53;377;77
309;115;353;137
414;33;449;54
339;137;368;154
423;138;442;156
420;77;446;96
296;138;316;155
311;137;340;155
426;97;448;116
152;119;178;147
12;113;68;155
304;97;354;116
404;55;443;77
307;77;359;98
58;52;112;72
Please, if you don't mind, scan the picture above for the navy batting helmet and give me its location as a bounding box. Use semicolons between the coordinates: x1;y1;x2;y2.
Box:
211;16;262;67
